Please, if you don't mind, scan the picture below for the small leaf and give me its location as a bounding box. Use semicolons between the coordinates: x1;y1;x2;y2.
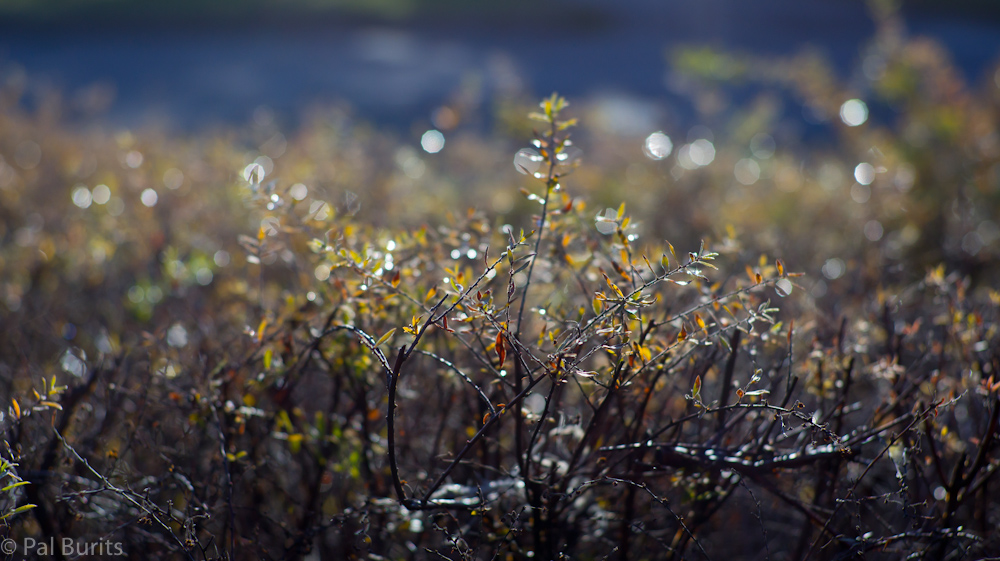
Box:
391;270;401;288
677;325;688;342
776;259;785;277
661;254;669;271
0;504;37;521
638;345;652;362
11;398;20;419
616;202;626;221
695;314;706;330
495;331;507;365
755;273;762;284
375;328;397;348
691;375;702;400
1;481;30;493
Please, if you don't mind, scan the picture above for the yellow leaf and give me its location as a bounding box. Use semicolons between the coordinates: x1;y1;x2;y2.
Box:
375;328;396;348
638;346;652;362
677;326;688;342
696;314;706;330
776;259;785;277
11;398;20;419
616;202;626;221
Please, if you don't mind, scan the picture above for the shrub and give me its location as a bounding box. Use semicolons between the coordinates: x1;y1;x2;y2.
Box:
1;57;999;561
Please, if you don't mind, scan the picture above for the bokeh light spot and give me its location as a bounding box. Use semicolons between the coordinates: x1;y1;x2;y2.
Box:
854;162;875;185
840;99;869;127
421;129;445;153
140;188;159;207
289;183;308;201
72;185;93;208
643;132;673;160
822;258;846;280
513;148;542;175
734;158;761;185
92;184;111;204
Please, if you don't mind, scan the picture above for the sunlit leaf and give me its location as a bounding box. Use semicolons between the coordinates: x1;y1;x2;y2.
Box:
0;504;37;521
495;331;506;366
375;328;396;348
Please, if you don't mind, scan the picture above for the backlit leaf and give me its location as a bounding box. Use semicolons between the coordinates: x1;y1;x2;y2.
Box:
375;328;396;347
495;331;507;365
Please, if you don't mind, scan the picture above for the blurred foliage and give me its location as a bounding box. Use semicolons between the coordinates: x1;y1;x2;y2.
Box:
1;8;1000;561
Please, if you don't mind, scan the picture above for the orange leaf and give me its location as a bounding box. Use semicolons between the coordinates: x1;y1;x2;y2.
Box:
496;331;507;365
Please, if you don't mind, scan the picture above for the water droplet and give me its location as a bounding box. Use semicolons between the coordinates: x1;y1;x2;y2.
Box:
513;148;542;175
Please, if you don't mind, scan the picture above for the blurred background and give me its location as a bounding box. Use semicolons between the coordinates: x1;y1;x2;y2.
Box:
2;0;999;131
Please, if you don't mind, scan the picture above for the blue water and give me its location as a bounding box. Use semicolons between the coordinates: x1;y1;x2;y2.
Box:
0;0;997;131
